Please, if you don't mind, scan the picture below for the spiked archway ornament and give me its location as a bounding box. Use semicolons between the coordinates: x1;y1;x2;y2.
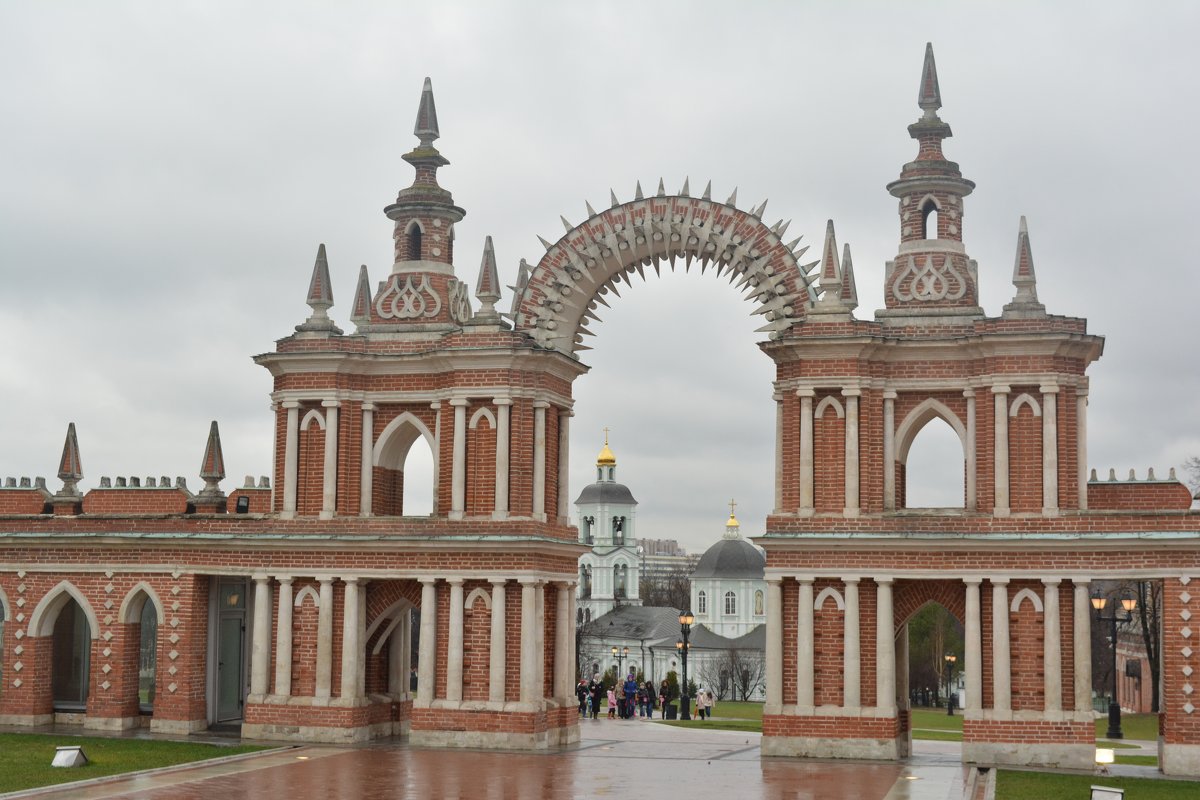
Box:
509;180;819;354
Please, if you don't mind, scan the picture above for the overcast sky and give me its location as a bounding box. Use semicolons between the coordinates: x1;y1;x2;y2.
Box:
1;2;1197;554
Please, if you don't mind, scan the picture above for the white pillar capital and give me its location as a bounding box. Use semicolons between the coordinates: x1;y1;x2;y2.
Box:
840;387;862;397
1039;383;1060;394
448;397;470;407
962;388;976;398
281;400;301;410
882;389;898;400
1041;577;1062;587
492;397;513;406
532;400;551;409
361;401;376;412
795;387;816;398
992;384;1011;394
321;399;341;408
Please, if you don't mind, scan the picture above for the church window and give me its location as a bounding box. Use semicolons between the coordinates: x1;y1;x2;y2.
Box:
724;591;737;616
754;590;764;616
407;223;423;260
920;198;939;239
615;564;627;598
697;591;707;614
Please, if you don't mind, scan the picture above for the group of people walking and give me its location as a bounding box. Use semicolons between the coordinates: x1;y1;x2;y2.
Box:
576;674;717;720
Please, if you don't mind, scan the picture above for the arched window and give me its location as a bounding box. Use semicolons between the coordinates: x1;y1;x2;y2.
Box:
138;599;158;712
697;591;707;614
581;565;592;598
407;223;422;260
582;516;595;545
52;598;91;710
754;590;764;616
615;564;627;598
724;591;737;616
373;413;436;516
612;517;625;545
920;198;939;239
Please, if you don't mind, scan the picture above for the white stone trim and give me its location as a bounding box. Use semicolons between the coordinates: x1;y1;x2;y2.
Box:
1009;393;1042;418
464;586;492;610
815;586;846;611
293;585;319;608
117;581;166;625
365;598;414;646
28;580;101;638
894;397;967;462
468;407;496;430
814;396;845;419
300;408;327;431
373;412;436;467
1009;587;1044;614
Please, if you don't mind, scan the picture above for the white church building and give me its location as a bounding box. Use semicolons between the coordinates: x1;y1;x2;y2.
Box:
575;435;641;622
690;504;767;637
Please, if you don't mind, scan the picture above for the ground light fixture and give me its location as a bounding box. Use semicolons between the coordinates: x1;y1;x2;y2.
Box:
1090;785;1124;800
51;746;87;767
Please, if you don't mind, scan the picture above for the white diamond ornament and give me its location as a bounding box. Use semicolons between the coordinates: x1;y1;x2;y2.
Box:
1183;627;1193;639
1183;591;1193;604
1186;702;1196;714
1185;666;1194;677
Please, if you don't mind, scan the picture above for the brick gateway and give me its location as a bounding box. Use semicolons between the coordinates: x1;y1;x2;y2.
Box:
2;47;1198;773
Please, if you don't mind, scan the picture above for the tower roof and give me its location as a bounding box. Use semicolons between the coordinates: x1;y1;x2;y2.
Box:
596;429;616;466
413;77;440;146
57;422;83;495
918;41;942;114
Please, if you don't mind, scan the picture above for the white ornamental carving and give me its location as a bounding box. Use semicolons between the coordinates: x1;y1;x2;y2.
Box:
375;274;443;320
447;278;473;324
891;255;968;303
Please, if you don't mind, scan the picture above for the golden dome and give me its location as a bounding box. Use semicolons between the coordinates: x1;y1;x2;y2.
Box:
596;429;616;466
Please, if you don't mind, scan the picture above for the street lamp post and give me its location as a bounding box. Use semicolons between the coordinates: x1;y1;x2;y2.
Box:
677;610;694;720
944;654;957;715
1092;590;1137;739
611;645;628;680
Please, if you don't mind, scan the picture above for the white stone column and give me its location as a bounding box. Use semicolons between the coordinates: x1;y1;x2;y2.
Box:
273;576;294;696
270;402;281;511
555;582;572;700
798;388;815;515
875;578;896;712
388;620;404;696
883;390;897;511
557;410;571;522
1076;388;1089;510
533;402;549;521
993;385;1011;516
1041;384;1059;514
493;398;511;520
450;399;468;519
360;402;374;516
1073;579;1092;713
519;579;538;703
249;574;272;697
797;578;815;708
320;400;340;519
417;579;437;705
843;577;861;708
282;401;300;518
991;578;1011;712
964;389;977;511
489;579;507;703
431;401;442;515
446;578;464;703
1043;578;1062;712
765;578;783;713
340;578;361;702
535;582;546;698
964;578;982;712
843;389;861;517
399;610;412;699
315;577;334;698
773;392;784;514
357;586;367;696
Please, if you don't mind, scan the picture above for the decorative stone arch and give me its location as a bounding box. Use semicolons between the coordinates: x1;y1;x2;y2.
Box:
814;396;845;419
468;407;496;430
300;408;326;431
1009;587;1044;614
117;582;166;625
894;398;967;463
1009;393;1042;418
293;585;320;608
815;586;846;611
374;412;435;469
511;188;818;353
367;597;415;655
464;586;492;610
28;580;101;638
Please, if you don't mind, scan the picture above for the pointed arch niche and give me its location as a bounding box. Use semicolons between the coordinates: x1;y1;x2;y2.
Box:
373;412;436;516
895;398;967;509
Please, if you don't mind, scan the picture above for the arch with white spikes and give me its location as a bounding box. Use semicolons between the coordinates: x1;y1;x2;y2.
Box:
511;186;818;354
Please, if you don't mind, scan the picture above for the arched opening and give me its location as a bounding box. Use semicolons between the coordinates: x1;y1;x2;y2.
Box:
373;413;436;516
614;564;627;599
894;580;966;759
406;221;423;260
580;564;592;598
138;600;158;712
52;598;92;710
920;198;940;239
895;400;967;510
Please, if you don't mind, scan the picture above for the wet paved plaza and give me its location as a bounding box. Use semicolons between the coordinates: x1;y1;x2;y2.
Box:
26;719;972;800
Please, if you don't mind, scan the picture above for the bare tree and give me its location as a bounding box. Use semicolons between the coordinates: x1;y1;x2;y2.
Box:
693;651;733;700
1184;456;1200;493
639;565;692;610
1134;580;1162;713
729;649;766;701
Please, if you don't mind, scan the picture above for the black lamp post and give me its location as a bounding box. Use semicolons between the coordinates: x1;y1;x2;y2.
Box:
611;645;628;679
677;609;694;720
1092;590;1137;739
944;654;957;715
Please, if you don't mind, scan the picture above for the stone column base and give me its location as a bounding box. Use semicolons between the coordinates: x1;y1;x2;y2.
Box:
964;741;1094;770
761;735;901;760
1160;741;1200;777
0;713;54;727
150;717;209;735
83;715;143;731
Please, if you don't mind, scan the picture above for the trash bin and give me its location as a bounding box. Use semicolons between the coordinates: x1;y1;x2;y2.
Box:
665;703;677;719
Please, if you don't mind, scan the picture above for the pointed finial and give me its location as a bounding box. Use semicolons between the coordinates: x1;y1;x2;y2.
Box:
634;181;644;201
350;264;372;328
1003;215;1045;317
725;187;738;206
414;77;440;146
702;181;712;200
296;243;343;334
656;178;666;197
199;420;226;496
560;215;574;233
680;177;690;196
817;220;842;300
509;257;530;319
840;242;859;311
918;42;941;115
537;235;554;250
474;235;502;321
57;422;83;496
610;188;620;208
724;498;740;538
585;200;597;217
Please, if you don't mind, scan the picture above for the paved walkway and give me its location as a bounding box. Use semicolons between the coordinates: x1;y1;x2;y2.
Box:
10;719;988;800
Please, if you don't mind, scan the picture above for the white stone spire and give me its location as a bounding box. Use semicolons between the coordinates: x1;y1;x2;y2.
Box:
296;243;343;334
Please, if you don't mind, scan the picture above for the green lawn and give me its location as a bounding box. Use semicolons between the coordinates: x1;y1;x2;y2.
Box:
997;770;1195;799
0;733;266;794
1098;713;1158;741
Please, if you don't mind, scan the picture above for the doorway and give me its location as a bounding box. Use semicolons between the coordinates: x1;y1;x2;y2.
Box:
210;578;249;724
